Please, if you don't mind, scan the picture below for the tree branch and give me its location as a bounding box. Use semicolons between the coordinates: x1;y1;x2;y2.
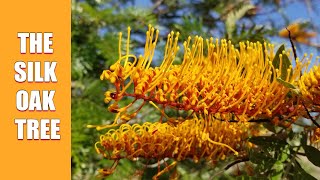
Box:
286;27;297;60
224;157;250;170
302;101;320;128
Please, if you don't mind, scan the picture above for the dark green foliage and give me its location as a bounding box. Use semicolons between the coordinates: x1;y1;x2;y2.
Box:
248;135;288;177
303;145;320;167
294;160;317;180
247;131;318;179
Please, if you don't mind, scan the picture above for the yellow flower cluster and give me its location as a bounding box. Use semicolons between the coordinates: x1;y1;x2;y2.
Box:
311;128;320;145
98;25;306;130
95;116;248;174
298;65;320;105
93;25;320;178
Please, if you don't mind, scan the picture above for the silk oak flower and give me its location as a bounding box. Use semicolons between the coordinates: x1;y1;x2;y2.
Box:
311;128;320;146
297;64;320;106
91;25;320;179
93;25;306;130
95;116;249;178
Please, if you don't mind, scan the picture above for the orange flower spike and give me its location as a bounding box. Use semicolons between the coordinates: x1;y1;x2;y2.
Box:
95;117;248;177
297;63;320;105
279;23;316;44
99;25;313;127
311;128;320;144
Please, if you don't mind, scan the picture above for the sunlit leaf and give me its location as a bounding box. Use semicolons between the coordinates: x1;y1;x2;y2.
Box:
276;78;296;89
272;45;292;80
276;78;301;96
294;160;317;180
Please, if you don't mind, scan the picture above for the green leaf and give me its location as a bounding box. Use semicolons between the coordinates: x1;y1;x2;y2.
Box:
294;160;317;180
263;122;276;133
279;151;288;163
276;78;296;89
249;136;287;149
271;161;283;180
276;78;301;95
249;148;278;174
272;45;293;80
249;149;273;164
303;145;320;167
301;133;308;146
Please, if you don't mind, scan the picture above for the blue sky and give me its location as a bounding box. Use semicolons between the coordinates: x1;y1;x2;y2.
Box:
255;0;320;54
130;0;320;66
